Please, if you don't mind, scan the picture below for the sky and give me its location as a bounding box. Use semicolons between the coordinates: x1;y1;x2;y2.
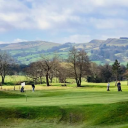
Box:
0;0;128;43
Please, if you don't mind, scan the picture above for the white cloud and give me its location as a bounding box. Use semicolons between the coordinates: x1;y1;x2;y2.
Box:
0;41;7;44
0;0;128;31
13;38;27;43
0;0;125;31
0;38;28;44
60;34;91;43
0;0;128;43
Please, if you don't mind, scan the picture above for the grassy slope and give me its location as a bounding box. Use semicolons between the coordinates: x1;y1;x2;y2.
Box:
1;81;128;128
6;41;60;64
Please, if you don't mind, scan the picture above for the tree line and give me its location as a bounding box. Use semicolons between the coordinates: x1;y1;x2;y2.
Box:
0;48;128;87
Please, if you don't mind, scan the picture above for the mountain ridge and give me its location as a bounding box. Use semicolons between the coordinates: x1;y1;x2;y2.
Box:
0;37;128;65
0;41;60;50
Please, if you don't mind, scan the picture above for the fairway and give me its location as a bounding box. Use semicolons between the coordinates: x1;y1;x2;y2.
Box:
1;82;128;128
1;87;128;107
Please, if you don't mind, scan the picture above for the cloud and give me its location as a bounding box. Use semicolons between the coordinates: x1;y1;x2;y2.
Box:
0;0;32;31
0;41;7;44
0;0;128;31
0;0;128;42
58;34;91;43
13;38;28;43
0;38;28;44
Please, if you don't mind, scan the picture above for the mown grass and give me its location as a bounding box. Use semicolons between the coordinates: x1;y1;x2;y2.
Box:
0;80;128;128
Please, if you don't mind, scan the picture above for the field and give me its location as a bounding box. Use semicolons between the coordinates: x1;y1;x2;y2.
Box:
1;79;128;128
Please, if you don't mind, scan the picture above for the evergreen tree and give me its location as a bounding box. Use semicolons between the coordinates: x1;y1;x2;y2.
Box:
112;59;121;86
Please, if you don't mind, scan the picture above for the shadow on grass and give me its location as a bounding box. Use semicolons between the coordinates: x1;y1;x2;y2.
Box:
79;85;115;88
0;91;25;98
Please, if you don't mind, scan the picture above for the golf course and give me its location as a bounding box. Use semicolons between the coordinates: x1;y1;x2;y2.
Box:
0;80;128;128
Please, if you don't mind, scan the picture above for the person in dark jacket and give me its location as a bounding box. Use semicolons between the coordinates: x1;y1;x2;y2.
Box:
20;86;24;92
20;82;25;92
31;84;35;92
117;81;122;91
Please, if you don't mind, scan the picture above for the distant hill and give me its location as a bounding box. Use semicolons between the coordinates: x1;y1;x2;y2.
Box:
103;38;128;46
89;39;104;44
0;41;60;50
0;38;128;65
0;41;60;64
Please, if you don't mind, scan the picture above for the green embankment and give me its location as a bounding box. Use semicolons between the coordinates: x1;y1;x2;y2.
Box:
1;102;128;128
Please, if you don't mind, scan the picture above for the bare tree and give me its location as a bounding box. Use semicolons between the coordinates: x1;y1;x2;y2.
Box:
36;61;44;84
25;62;42;84
90;62;100;77
0;51;13;85
87;62;101;83
56;63;69;84
40;55;59;86
49;69;54;83
68;47;90;87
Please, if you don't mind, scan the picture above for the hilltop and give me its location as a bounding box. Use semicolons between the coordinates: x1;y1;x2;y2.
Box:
0;37;128;64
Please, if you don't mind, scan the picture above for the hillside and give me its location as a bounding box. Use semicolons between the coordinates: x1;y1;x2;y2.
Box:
0;41;60;64
103;38;128;46
0;37;128;64
0;41;60;50
87;37;128;64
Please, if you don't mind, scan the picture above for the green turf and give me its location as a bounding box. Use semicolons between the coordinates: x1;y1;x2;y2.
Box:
0;81;128;128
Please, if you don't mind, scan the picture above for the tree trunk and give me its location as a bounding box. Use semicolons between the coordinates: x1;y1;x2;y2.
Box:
76;79;81;87
0;83;2;89
79;76;81;85
2;76;5;84
77;82;81;87
14;85;15;91
46;73;50;86
40;77;42;84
